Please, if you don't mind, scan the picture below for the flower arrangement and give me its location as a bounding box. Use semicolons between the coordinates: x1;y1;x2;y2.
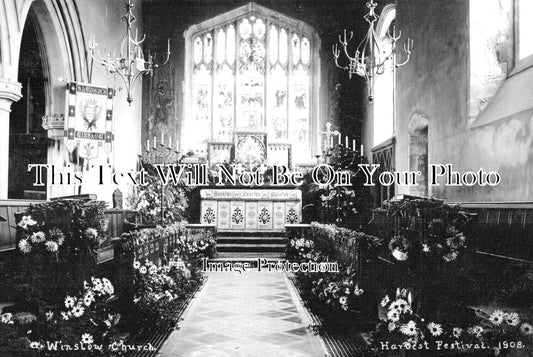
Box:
288;223;380;322
384;198;470;263
128;151;192;225
13;199;108;311
286;237;317;261
1;278;120;356
131;256;203;332
368;288;533;356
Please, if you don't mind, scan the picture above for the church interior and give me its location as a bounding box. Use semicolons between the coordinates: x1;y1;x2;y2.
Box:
0;0;533;356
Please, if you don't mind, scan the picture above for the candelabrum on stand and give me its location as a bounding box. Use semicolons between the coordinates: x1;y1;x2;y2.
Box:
318;122;364;164
332;0;413;102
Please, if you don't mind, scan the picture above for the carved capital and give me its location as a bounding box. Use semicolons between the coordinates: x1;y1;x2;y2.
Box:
42;114;65;139
0;79;22;112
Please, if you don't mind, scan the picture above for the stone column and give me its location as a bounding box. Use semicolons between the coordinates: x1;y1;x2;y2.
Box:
0;79;22;199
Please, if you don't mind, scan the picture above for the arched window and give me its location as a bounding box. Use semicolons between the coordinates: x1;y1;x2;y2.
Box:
182;3;320;162
372;5;395;147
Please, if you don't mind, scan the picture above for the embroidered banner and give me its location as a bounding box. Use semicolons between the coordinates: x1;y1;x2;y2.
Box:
64;82;114;163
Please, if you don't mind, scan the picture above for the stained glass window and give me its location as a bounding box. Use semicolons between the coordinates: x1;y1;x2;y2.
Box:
184;9;316;161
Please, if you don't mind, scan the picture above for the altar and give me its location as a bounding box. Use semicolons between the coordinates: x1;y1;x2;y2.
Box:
200;189;301;231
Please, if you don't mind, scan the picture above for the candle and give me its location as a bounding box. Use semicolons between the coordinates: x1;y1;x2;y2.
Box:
176;139;179;151
360;144;364;154
352;139;356;151
168;136;172;148
345;136;348;147
338;134;341;145
154;136;156;148
161;132;164;145
146;139;150;151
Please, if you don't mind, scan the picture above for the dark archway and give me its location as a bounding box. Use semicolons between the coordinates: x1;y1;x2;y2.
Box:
8;9;48;199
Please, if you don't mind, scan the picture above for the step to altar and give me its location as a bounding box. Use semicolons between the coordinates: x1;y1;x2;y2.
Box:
215;231;286;257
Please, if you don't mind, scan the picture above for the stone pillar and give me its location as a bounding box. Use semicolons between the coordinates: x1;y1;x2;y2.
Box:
0;79;22;199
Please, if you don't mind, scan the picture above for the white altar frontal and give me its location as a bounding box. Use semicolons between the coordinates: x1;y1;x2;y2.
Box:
200;189;302;231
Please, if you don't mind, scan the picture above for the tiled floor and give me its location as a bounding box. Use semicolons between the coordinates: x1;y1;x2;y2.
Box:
159;271;327;357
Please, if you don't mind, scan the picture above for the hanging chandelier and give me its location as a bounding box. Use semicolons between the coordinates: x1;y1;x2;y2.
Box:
332;0;413;102
89;0;170;105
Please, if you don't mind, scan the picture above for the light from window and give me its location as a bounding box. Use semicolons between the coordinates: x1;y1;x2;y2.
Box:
183;14;313;160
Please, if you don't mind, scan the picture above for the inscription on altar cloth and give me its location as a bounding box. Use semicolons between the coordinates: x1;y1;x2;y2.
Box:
200;189;302;230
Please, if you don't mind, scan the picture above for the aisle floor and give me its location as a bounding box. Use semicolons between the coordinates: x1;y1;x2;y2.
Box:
159;271;327;357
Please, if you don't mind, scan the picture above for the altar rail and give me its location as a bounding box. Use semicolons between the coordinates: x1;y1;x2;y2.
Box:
368;201;533;262
285;223;379;274
116;223;217;266
0;199;137;263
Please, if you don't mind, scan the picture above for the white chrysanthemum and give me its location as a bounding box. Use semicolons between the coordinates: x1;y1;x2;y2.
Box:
400;320;417;336
1;313;13;324
339;296;347;305
139;266;147;274
149;265;158;275
443;251;458;262
92;278;103;293
45;241;59;252
18;215;37;229
30;231;46;244
102;278;114;295
18;239;32;254
390;298;410;313
354;287;364;296
72;305;85;318
422;244;430;252
387;309;400;322
133;261;141;269
81;333;94;344
392;249;408;261
64;296;76;309
381;295;390;307
427;322;443;337
504;312;520;326
83;292;95;307
61;312;69;320
489;310;505;326
84;228;98;241
452;327;462;338
520;323;533;336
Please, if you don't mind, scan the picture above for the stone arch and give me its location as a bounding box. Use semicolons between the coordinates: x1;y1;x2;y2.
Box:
408;111;429;196
0;0;88;198
26;0;88;117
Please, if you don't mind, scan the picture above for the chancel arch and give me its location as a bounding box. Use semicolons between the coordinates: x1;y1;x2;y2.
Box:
182;2;321;164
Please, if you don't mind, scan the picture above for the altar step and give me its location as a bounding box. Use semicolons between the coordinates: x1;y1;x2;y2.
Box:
216;231;286;257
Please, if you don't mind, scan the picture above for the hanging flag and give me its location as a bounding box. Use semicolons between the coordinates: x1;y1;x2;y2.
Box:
64;82;114;164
